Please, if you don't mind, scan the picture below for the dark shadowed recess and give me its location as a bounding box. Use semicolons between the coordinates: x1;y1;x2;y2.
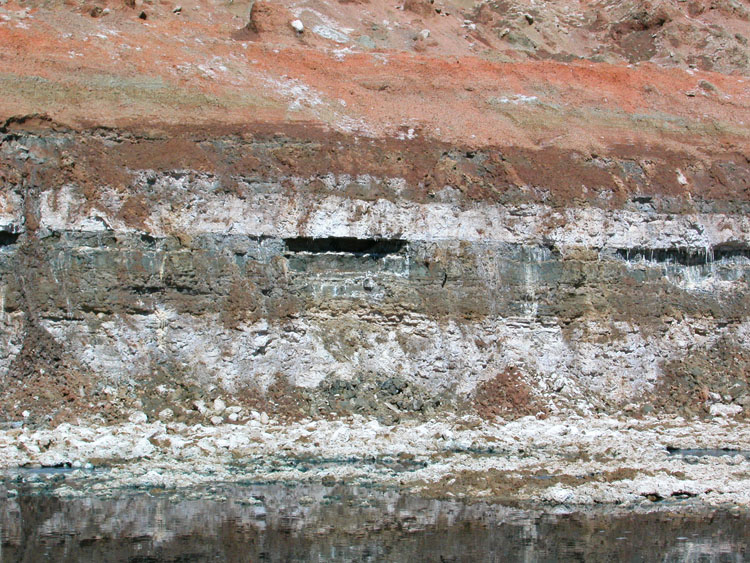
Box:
616;244;750;266
284;237;406;256
0;230;20;246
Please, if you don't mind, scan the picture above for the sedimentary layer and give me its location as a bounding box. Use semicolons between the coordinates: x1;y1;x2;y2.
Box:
1;121;750;424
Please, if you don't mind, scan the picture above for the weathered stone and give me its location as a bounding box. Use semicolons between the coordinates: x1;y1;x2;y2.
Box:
129;411;148;424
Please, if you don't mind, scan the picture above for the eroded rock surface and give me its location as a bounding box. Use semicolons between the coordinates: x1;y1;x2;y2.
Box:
1;0;750;506
2;122;750;425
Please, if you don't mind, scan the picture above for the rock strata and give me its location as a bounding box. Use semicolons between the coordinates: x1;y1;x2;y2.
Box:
1;123;750;424
1;0;750;506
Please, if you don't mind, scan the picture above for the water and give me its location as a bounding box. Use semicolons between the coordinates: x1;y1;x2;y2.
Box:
666;447;750;460
1;482;748;562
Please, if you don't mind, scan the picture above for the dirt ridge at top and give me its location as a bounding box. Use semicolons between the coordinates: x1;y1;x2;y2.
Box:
0;0;748;153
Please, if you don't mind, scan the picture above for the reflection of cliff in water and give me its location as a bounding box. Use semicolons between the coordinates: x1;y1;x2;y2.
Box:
1;484;746;562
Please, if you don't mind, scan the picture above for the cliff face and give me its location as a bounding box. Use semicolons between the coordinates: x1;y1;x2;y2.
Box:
2;120;750;424
1;0;750;426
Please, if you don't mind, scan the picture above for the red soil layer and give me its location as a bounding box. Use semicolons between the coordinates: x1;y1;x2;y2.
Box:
0;0;747;157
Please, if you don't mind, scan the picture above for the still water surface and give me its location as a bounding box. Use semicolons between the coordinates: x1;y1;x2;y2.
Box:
1;481;748;562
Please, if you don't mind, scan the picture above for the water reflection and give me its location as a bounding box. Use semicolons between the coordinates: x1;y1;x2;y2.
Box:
0;483;747;562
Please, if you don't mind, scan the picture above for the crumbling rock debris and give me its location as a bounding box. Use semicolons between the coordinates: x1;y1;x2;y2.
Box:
244;0;294;34
404;0;436;17
473;368;547;420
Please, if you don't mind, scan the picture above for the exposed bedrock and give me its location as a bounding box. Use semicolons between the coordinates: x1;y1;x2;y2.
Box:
2;124;750;422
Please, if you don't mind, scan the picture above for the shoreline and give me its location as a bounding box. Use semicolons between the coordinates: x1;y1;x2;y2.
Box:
3;413;750;507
